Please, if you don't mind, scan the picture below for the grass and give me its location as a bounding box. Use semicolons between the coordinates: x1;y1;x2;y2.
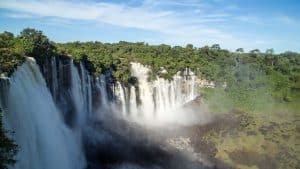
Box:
199;87;300;169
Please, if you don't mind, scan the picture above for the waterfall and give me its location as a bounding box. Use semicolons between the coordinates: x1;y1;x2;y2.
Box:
50;56;58;101
115;82;127;117
129;63;155;119
49;59;198;123
70;61;86;126
79;63;92;115
95;74;109;110
120;62;198;123
0;58;85;169
48;57;96;126
129;86;138;117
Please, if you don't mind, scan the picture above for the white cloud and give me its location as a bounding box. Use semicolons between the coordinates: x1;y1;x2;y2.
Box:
0;0;285;51
5;12;36;18
0;0;178;31
235;15;262;24
0;0;232;35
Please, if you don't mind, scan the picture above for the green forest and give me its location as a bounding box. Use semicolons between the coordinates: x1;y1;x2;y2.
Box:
1;28;299;168
1;28;300;105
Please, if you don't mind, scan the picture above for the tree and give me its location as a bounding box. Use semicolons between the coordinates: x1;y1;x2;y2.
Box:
186;44;193;49
266;48;274;54
13;38;34;56
0;111;18;169
211;44;221;50
250;49;260;54
249;49;260;58
0;31;14;48
236;48;244;53
19;28;56;63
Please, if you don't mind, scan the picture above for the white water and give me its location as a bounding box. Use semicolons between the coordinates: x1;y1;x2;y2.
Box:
50;57;58;101
129;85;138;117
97;74;109;109
79;63;92;117
50;60;199;124
0;58;85;169
115;62;198;124
70;60;86;126
70;61;93;126
116;81;127;117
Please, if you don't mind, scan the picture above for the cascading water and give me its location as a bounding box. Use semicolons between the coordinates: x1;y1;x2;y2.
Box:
129;85;138;117
48;58;199;124
50;56;58;102
115;82;127;117
0;58;85;169
96;74;109;109
70;60;86;126
69;61;93;126
115;62;199;124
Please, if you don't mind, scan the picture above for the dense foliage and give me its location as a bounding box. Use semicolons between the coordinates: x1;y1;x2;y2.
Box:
0;31;25;76
0;28;56;76
0;111;18;169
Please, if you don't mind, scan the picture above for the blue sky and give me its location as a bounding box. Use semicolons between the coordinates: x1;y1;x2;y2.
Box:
0;0;299;53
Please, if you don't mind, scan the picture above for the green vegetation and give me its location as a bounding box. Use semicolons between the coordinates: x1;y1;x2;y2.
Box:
195;108;299;169
0;28;56;76
55;42;234;83
199;63;299;169
0;111;18;169
0;31;25;76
